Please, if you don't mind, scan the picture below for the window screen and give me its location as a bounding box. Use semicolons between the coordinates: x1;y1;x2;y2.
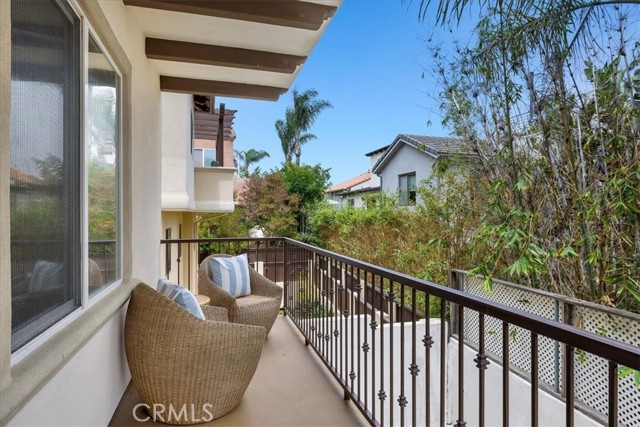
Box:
10;0;81;351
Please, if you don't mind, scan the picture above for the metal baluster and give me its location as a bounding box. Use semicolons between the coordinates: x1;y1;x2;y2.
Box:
503;321;510;427
363;271;370;416
411;288;418;427
389;280;394;427
371;274;377;421
565;344;574;427
475;313;490;427
608;361;618;426
379;276;386;427
399;283;406;427
531;332;538;427
350;265;356;399
455;304;466;427
424;292;434;427
440;298;446;427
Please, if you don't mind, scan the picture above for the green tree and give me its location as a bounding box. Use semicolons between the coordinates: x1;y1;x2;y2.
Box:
241;173;299;237
281;163;331;235
420;0;640;311
278;88;332;166
234;148;270;178
276;110;318;164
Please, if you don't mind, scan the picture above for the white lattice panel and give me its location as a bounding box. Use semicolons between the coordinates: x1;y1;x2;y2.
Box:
462;274;639;427
463;276;562;391
573;305;640;427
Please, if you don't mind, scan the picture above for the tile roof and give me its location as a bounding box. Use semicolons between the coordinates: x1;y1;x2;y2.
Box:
326;171;371;193
10;168;43;186
401;134;471;156
372;134;475;173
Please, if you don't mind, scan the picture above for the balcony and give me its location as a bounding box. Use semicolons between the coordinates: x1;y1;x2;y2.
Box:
193;166;235;212
113;238;639;426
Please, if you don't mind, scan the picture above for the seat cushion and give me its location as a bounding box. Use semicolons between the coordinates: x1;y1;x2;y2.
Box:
235;294;276;308
209;254;251;297
157;279;205;319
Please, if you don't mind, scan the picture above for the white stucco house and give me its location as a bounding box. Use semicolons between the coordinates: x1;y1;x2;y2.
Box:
325;144;388;208
372;134;474;205
0;1;340;425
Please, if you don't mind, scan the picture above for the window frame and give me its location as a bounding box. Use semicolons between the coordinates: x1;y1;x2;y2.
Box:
10;0;124;364
398;172;417;206
193;147;217;167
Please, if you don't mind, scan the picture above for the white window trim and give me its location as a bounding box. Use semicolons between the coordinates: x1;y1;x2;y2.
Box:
10;0;123;365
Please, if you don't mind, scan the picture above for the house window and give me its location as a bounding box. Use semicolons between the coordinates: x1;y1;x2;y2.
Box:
10;0;122;353
399;172;417;205
193;148;217;167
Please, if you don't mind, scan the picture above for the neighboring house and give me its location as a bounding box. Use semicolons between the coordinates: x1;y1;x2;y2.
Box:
372;134;474;205
161;94;237;286
325;144;389;208
326;172;375;208
1;1;339;425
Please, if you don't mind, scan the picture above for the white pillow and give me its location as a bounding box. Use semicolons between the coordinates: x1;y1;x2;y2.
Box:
157;279;205;319
208;254;251;297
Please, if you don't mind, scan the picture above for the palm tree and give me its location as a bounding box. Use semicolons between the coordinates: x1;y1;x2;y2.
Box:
275;112;295;164
234;149;270;178
276;108;318;165
279;88;332;166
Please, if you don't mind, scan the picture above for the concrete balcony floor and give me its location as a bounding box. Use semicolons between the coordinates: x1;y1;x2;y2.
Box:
109;315;368;427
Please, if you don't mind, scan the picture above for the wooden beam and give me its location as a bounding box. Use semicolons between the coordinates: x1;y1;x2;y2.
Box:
160;76;287;101
216;103;225;165
123;0;337;31
146;38;305;74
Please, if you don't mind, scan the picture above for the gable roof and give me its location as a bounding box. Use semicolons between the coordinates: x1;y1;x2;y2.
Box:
364;145;390;157
372;134;473;174
326;171;371;193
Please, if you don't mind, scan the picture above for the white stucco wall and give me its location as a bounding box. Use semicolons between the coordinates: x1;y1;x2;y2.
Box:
378;143;436;194
161;92;195;211
7;309;129;426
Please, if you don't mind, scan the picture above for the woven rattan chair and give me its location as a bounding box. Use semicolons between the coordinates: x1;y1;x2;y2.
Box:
198;254;282;336
124;283;265;425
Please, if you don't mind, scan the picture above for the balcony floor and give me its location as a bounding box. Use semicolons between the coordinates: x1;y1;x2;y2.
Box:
109;315;368;427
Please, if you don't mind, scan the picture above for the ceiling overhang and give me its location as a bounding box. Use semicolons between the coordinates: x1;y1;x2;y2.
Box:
123;0;340;101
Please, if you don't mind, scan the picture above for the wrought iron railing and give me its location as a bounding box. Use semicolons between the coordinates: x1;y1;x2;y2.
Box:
160;237;640;427
453;270;640;426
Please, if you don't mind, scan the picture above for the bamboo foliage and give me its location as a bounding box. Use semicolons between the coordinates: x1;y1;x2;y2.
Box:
427;2;639;311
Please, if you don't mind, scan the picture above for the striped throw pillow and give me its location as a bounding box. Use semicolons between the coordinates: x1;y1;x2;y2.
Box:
209;254;251;297
157;279;205;319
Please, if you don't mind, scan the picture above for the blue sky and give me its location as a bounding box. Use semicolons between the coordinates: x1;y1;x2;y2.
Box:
219;0;456;185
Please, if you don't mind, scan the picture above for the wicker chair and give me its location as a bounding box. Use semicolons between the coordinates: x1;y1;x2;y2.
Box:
124;283;265;425
198;254;282;336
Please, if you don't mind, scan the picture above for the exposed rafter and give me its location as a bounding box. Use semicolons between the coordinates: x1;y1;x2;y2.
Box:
160;76;287;101
123;0;337;31
146;38;306;74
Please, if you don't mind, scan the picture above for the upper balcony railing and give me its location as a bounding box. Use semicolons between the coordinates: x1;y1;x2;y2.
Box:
160;237;640;427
